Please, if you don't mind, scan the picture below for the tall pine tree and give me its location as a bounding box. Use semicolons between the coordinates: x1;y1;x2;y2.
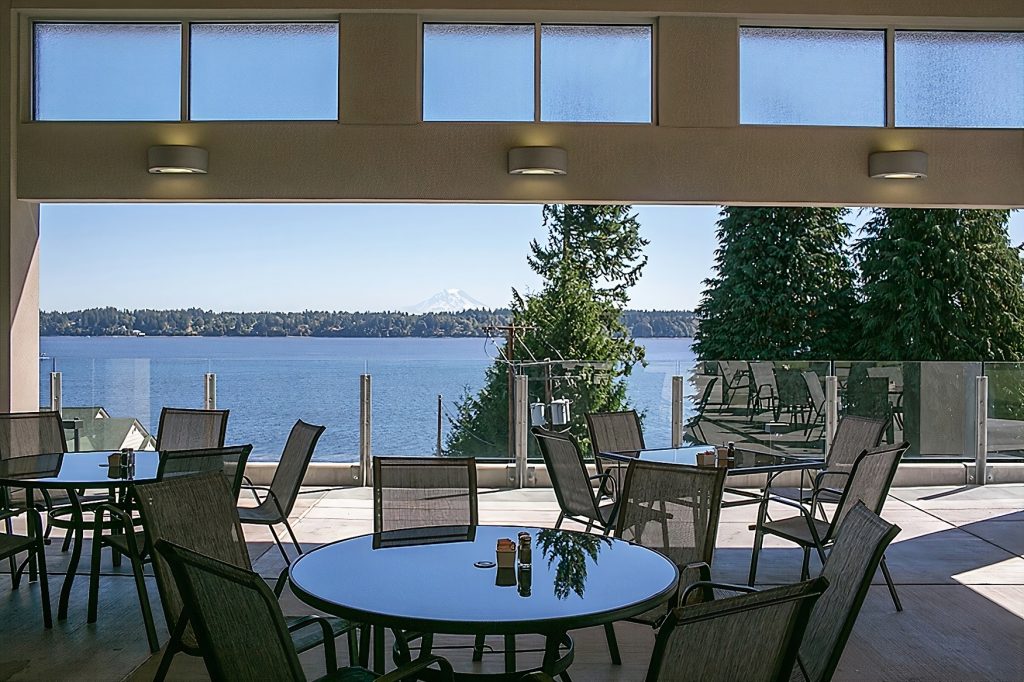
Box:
855;208;1024;360
693;207;858;360
446;205;648;456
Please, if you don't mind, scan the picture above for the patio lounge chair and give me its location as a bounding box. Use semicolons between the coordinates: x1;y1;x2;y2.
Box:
88;445;253;653
748;442;909;612
135;471;357;680
748;362;779;421
685;376;718;444
239;420;326;563
532;427;617;533
154;540;454;682
603;460;727;665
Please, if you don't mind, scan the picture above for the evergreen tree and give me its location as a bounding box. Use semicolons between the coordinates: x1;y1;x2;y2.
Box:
855;208;1024;360
692;207;858;360
446;205;648;457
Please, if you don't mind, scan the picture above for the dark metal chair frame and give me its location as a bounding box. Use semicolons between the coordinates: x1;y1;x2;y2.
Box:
532;427;618;534
0;505;52;628
154;539;454;682
155;407;229;451
584;410;645;480
239;420;326;564
685;376;718;444
749;441;909;612
87;445;253;653
645;577;829;682
602;459;727;666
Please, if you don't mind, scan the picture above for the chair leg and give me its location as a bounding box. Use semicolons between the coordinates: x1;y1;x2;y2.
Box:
268;524;291;565
87;535;103;623
155;615;188;682
130;554;160;653
604;623;621;665
60;529;73;553
472;633;487;662
554;512;565;529
748;501;769;586
358;624;371;667
801;547;811;580
346;627;360;667
282;517;303;556
4;515;15;579
880;555;903;612
35;540;52;629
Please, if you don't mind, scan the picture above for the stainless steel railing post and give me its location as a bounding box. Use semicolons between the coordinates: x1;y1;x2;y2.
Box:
203;373;217;410
974;375;989;486
49;371;62;413
671;375;685;448
513;374;529;488
825;375;839;453
360;374;372;487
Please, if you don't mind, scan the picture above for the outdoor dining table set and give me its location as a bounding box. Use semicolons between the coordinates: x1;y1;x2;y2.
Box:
0;407;909;681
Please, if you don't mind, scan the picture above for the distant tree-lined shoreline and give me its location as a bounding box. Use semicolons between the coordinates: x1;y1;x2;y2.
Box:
39;307;697;339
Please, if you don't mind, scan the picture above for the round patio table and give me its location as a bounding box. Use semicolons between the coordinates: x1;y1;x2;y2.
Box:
0;451;160;620
289;524;679;679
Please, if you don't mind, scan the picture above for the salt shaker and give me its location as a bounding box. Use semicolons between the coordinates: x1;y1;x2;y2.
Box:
517;531;532;568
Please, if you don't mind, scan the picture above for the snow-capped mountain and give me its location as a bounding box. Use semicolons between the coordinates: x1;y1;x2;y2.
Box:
407;289;489;314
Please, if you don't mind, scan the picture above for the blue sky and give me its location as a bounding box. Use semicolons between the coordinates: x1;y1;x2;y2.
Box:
39;204;1023;313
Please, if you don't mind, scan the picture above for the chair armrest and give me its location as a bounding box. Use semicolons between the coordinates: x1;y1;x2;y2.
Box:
377;654;455;682
0;506;28;523
588;471;617;499
761;494;813;518
93;502;145;557
679;562;713;605
813;469;850;490
274;566;289;597
286;614;356;674
680;580;758;604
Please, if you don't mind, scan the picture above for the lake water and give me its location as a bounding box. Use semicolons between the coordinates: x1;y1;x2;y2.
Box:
40;336;697;462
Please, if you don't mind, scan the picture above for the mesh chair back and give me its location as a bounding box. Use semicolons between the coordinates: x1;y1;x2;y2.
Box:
134;472;251;651
372;456;478;533
157;445;252;500
0;411;67;459
156;407;229;452
155;541;305;682
750;362;778;392
615;461;726;569
648;578;828;682
829;442;908;534
532;427;603;522
802;372;826;411
586;410;645;455
269;420;325;518
825;416;887;471
799;503;900;682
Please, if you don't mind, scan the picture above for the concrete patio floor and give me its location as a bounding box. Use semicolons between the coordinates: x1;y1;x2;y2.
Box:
1;484;1022;681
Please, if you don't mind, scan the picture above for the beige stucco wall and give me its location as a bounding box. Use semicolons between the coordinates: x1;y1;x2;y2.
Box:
2;0;1024;408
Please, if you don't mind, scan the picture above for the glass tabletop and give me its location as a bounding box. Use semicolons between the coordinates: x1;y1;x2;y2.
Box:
598;446;824;475
289;525;679;635
0;451;160;488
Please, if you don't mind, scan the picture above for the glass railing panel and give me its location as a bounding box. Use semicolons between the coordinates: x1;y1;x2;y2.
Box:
984;362;1024;460
622;338;693;449
689;360;825;457
40;337;210;452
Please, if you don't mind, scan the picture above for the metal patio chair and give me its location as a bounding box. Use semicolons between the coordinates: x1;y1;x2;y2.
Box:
768;414;888;510
685;376;718;444
532;427;617;533
87;445;254;653
801;371;827;441
793;503;901;682
748;361;779;421
645;578;829;682
372;456;479;664
585;409;645;495
0;506;51;628
717;360;750;406
239;420;325;563
749;441;909;612
602;460;727;665
133;471;357;680
154;540;454;682
155;407;229;451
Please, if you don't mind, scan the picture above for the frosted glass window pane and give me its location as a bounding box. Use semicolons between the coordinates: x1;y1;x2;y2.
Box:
190;23;338;121
895;31;1024;128
423;24;534;122
740;28;884;126
34;23;181;121
540;25;651;123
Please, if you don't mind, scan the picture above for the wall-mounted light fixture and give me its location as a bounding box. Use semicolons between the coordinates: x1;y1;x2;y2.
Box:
148;145;208;174
508;146;568;176
868;150;928;179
